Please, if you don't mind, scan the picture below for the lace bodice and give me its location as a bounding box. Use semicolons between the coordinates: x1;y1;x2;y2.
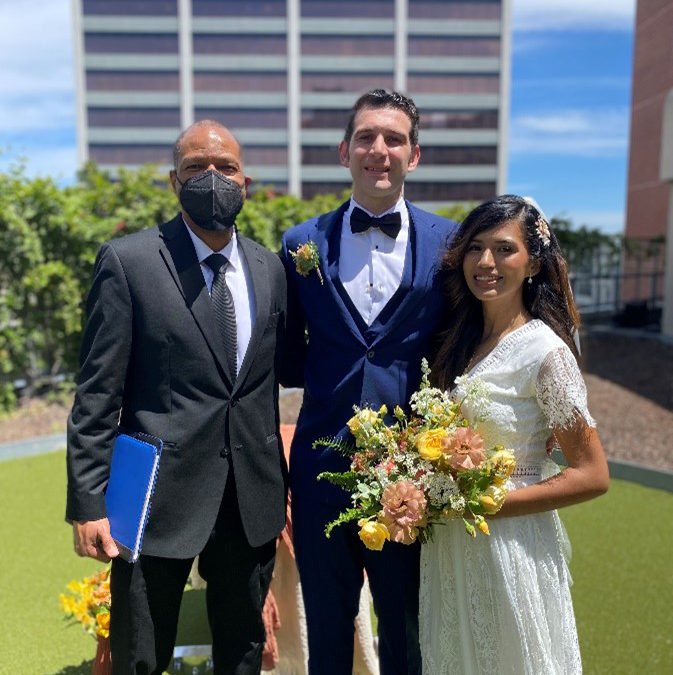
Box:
453;319;595;474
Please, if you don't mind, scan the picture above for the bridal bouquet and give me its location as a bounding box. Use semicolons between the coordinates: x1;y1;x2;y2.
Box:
315;360;516;551
59;568;111;639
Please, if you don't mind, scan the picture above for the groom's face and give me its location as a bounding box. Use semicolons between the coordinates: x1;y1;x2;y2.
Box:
339;106;420;213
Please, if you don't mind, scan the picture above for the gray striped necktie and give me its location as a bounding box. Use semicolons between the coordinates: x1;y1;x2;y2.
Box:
204;253;238;378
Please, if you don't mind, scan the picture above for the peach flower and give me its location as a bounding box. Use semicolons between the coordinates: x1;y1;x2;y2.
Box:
440;427;486;471
380;481;427;545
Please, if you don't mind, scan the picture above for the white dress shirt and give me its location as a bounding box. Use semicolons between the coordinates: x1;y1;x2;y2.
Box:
339;196;410;325
183;219;256;373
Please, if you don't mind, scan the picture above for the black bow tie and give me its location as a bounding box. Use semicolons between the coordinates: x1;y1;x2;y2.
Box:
350;207;402;239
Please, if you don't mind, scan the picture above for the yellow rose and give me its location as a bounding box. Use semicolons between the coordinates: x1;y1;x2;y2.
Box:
475;516;490;535
360;409;379;425
347;416;362;435
416;429;448;462
96;611;110;637
358;520;390;551
489;448;516;477
479;485;507;514
378;404;388;416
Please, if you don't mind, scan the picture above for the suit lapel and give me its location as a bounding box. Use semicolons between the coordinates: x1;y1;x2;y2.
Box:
232;236;270;395
370;202;442;347
317;203;368;345
158;216;234;389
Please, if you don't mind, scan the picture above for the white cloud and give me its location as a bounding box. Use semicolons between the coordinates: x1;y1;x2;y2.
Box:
509;108;629;157
512;0;636;32
0;1;75;134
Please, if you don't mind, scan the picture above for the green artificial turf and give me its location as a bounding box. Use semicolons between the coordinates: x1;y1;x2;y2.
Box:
1;450;671;674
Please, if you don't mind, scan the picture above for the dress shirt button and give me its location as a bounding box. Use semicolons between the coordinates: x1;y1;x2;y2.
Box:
367;349;375;360
220;446;231;458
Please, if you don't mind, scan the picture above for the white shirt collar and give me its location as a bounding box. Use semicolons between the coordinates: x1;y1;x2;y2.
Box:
182;215;240;270
346;195;406;219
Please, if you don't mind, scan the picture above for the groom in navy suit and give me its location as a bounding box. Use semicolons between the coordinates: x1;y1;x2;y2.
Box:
280;90;457;674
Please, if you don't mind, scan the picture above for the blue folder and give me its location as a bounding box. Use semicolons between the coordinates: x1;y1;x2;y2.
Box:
105;432;163;563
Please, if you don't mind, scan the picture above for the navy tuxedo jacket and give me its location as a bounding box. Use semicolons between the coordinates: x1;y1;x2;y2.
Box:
280;201;457;504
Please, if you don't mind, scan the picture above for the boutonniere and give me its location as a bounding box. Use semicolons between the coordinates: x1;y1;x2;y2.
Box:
290;241;323;284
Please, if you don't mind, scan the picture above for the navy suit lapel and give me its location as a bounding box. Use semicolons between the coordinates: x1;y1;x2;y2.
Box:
370;202;444;347
159;216;235;389
232;236;270;396
314;203;368;346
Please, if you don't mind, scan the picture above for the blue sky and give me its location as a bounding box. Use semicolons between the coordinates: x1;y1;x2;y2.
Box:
0;0;635;234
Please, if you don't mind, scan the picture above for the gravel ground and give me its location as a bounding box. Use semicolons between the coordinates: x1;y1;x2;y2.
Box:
1;329;671;471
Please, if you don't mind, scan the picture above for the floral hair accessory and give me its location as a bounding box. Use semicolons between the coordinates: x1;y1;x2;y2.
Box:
522;195;551;248
290;240;323;284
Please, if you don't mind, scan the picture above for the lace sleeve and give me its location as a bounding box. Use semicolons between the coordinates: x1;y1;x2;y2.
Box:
535;346;596;430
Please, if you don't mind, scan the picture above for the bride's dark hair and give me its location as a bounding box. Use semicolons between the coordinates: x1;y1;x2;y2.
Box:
431;194;581;390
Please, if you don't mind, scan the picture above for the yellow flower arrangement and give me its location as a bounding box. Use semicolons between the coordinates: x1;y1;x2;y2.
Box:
59;568;111;639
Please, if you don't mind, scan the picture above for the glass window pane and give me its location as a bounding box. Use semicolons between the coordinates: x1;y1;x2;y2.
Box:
302;109;351;129
302;146;339;164
301;1;394;18
407;73;499;94
194;109;287;128
302;73;394;93
88;107;181;127
244;146;288;164
85;33;179;54
192;0;286;17
421;110;498;129
193;34;286;55
301;35;394;56
417;146;497;165
86;71;180;91
404;181;496;201
193;72;287;91
301;182;352;198
89;144;172;164
408;1;501;20
83;0;177;16
408;36;500;57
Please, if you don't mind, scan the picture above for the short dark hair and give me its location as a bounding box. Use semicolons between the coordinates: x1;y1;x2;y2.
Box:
343;89;420;146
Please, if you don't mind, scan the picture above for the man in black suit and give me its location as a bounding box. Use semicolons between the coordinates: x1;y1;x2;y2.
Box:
66;120;287;674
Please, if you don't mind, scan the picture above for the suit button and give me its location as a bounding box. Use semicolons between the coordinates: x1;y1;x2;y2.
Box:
220;447;231;458
230;398;238;408
367;349;375;360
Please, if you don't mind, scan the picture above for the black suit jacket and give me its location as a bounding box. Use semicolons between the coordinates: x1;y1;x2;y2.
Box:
66;215;288;556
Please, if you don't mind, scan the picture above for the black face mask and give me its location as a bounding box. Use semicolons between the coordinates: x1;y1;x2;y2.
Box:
176;170;244;231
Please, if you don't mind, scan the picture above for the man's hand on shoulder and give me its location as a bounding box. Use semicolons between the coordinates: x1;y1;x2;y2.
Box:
72;518;119;562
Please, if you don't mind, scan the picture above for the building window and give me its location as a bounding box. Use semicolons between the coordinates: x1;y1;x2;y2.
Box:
408;36;500;57
302;109;351;129
192;0;286;17
301;182;352;199
421;109;498;129
82;0;177;16
86;71;180;91
301;1;394;18
243;146;288;164
407;1;501;20
407;73;499;94
301;35;394;56
193;34;286;55
417;146;497;165
194;109;288;128
302;146;339;165
193;72;287;91
302;73;394;93
404;181;496;201
88;108;181;127
89;145;172;164
84;33;179;54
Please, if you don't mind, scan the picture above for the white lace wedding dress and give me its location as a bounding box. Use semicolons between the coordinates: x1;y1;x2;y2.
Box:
419;320;594;675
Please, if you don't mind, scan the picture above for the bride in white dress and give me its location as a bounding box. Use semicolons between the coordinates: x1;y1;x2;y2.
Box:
419;195;609;674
